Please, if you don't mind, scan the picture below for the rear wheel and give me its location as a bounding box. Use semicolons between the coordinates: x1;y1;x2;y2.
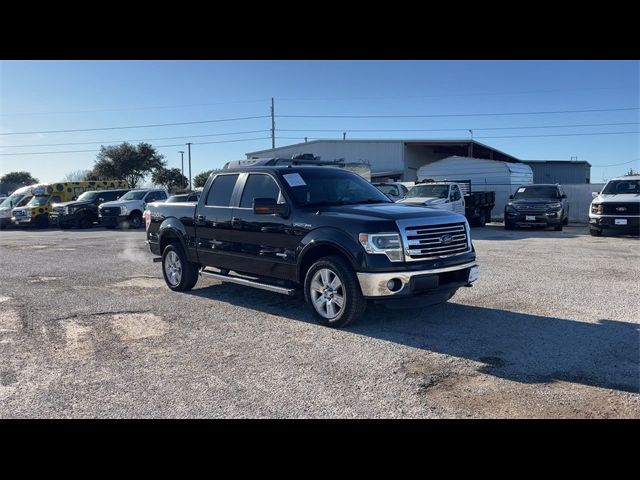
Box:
162;244;199;291
304;255;367;328
76;216;91;229
484;208;492;225
563;215;569;226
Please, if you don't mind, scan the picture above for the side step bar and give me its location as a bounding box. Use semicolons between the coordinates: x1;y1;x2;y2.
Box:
199;268;297;296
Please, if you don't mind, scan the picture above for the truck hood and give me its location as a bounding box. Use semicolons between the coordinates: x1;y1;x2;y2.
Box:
398;197;448;206
54;200;93;209
99;199;142;209
593;193;640;204
311;202;465;222
510;198;560;206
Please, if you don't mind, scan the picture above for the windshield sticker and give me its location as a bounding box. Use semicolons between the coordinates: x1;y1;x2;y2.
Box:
517;188;526;193
283;173;306;187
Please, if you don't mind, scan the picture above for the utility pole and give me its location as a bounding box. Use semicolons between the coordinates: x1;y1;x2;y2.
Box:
186;143;192;190
343;132;346;140
271;97;275;149
178;150;185;186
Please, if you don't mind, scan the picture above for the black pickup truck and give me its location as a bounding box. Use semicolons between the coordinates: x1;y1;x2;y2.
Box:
146;166;480;327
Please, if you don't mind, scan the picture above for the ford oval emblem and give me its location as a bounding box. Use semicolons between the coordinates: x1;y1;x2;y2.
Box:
616;206;626;212
440;234;453;245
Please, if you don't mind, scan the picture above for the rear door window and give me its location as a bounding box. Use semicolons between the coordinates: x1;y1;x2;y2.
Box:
240;174;282;208
206;174;239;207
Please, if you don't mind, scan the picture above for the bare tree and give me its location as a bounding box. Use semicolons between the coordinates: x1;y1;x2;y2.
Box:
62;169;93;182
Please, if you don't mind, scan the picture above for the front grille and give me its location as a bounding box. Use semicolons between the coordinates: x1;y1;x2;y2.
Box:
100;207;119;216
513;204;549;213
402;221;469;260
602;203;639;215
13;210;26;217
53;206;65;214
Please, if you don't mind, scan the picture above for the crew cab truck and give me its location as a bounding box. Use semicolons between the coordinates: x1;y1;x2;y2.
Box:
51;189;130;229
398;180;495;227
504;184;569;231
589;175;640;236
99;188;167;229
146;166;479;328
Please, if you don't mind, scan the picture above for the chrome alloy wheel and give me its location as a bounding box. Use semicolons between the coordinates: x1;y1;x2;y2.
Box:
310;268;345;321
164;250;182;286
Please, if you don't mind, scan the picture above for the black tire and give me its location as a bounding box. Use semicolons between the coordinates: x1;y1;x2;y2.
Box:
304;255;367;328
590;228;602;237
484;209;492;225
563;216;569;226
129;211;143;229
35;215;49;229
504;220;515;230
76;215;91;229
59;223;73;230
104;225;117;230
554;224;563;231
161;244;199;292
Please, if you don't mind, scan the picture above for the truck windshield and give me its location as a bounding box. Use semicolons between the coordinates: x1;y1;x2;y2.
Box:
286;169;391;206
27;195;50;206
513;186;560;199
76;191;99;202
406;185;449;199
375;184;399;196
120;191;146;201
602;180;640;195
1;193;25;208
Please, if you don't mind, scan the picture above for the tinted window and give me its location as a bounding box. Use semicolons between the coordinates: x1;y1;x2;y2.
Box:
145;191;166;202
206;174;239;207
451;185;461;201
602;180;640;194
240;174;281;208
375;184;399;196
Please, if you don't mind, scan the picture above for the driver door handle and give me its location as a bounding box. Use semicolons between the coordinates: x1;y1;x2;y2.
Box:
195;214;205;225
231;217;241;228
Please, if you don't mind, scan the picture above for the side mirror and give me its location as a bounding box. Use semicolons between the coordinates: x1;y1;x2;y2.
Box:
509;194;514;200
592;192;599;198
253;198;289;217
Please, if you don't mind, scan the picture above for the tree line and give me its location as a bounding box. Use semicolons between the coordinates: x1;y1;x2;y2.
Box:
1;142;218;193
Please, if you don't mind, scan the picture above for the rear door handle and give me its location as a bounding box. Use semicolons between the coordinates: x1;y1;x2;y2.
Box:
231;217;241;228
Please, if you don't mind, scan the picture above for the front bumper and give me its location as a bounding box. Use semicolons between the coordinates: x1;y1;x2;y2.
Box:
357;260;478;298
11;216;32;225
505;210;562;226
589;215;640;232
99;214;127;226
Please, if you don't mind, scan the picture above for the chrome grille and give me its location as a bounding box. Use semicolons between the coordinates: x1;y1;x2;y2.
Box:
513;204;548;213
13;210;26;217
400;220;470;260
53;206;66;214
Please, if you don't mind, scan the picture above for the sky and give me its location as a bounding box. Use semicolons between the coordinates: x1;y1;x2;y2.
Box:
0;60;638;184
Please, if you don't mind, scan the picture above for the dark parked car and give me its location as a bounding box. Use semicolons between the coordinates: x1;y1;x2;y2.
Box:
504;184;569;231
145;166;480;328
51;189;130;229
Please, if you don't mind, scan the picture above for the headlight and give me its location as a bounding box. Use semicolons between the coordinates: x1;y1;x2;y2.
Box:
120;206;128;215
591;204;603;214
547;203;561;209
358;233;404;262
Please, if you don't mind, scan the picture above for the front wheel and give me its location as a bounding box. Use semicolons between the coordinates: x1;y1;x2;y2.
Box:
590;228;602;236
129;211;143;229
304;255;367;328
162;244;199;291
35;215;49;229
554;224;563;231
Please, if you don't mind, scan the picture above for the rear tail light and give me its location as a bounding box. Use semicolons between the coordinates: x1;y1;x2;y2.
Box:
144;210;151;230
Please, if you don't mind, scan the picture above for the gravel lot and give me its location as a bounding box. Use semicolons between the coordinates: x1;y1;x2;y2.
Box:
1;223;638;418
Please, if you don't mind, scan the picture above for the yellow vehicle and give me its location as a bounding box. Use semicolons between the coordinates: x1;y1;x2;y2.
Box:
11;180;128;228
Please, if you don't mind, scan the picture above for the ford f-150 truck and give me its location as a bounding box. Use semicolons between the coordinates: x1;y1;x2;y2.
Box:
146;166;479;327
589;175;640;236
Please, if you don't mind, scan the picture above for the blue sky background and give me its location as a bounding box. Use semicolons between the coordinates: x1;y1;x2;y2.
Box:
1;60;638;184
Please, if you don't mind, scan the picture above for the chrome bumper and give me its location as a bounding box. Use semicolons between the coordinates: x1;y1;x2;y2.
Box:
356;261;478;297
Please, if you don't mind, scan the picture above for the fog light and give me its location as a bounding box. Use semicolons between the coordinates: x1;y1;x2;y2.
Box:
386;278;403;292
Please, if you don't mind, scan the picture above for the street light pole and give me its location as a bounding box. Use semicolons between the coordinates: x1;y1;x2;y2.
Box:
178;150;185;187
186;143;192;190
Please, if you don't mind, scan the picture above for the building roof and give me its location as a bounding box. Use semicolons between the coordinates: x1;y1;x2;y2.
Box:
524;160;592;167
246;139;521;163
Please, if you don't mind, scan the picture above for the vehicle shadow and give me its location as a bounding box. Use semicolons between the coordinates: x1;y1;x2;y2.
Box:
187;283;639;393
471;223;587;240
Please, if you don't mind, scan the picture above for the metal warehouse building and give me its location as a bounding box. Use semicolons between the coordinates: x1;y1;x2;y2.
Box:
246;139;521;182
523;160;592;184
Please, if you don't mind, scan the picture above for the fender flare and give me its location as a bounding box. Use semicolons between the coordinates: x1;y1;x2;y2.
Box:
157;217;189;254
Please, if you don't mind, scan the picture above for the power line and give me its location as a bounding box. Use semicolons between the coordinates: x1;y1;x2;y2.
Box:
0;130;271;148
277;107;640;119
591;159;639;168
277;131;638;141
0;115;270;136
0;137;271;156
278;122;640;133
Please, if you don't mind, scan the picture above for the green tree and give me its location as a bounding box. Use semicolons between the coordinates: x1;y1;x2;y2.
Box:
152;167;188;193
0;171;39;186
91;142;165;188
194;170;214;188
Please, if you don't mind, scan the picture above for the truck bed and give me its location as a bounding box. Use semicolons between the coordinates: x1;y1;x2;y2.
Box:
465;191;495;208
